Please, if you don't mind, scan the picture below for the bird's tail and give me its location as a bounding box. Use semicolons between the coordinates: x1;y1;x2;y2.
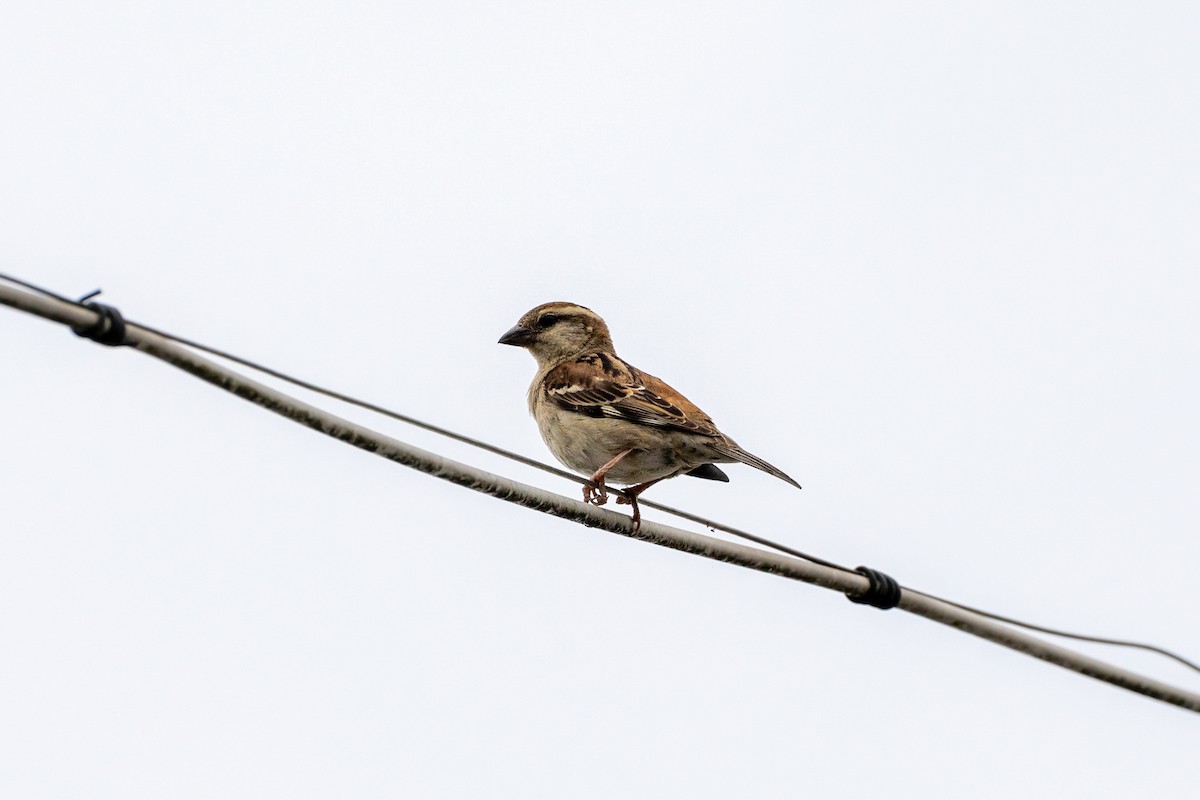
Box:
715;443;802;490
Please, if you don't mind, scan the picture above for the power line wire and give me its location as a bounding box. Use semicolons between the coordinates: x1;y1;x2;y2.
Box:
2;274;1198;711
4;271;1199;674
24;274;1198;673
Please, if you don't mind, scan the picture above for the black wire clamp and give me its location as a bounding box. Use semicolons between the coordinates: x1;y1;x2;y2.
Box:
71;301;128;347
846;566;902;610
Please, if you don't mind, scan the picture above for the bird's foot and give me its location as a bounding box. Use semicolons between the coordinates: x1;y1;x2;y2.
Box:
585;450;635;507
619;494;642;530
583;481;609;506
614;477;665;531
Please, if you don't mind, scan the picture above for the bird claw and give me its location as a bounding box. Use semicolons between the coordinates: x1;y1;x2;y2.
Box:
616;493;642;530
584;485;641;529
583;483;609;506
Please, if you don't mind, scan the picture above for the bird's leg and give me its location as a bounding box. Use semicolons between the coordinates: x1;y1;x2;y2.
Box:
615;477;665;530
584;449;633;507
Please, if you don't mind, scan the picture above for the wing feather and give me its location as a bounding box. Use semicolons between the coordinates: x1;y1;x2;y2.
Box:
544;354;720;436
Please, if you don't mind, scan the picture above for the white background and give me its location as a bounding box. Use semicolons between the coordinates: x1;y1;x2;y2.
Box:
3;2;1198;797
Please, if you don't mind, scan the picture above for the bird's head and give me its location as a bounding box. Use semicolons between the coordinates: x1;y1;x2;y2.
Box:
498;302;614;365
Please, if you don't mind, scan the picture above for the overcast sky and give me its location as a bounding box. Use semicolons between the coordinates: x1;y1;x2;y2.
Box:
3;2;1198;797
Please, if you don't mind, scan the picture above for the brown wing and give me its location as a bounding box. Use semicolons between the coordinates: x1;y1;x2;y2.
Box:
544;353;722;437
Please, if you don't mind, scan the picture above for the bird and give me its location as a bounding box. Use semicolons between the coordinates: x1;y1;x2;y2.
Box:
498;301;801;528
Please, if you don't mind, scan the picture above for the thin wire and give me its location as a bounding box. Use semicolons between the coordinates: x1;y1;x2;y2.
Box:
3;271;1198;676
907;590;1200;672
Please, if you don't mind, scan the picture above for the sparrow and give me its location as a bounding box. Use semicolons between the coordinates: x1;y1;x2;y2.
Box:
498;301;801;528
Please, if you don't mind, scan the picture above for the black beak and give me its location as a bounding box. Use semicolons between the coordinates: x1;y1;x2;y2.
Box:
498;324;536;347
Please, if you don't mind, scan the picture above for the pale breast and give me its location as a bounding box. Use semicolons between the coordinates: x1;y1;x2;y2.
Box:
531;389;719;485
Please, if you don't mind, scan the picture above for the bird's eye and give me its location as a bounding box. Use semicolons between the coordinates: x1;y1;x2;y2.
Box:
537;313;562;329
